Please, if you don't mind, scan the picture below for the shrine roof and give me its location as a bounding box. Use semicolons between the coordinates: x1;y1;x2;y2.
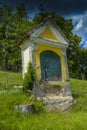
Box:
17;16;69;46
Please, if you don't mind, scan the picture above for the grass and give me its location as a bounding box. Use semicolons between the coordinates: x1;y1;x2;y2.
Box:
70;78;87;113
0;70;22;90
0;71;87;129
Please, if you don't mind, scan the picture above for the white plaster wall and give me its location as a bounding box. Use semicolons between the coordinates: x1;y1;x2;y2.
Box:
22;45;32;78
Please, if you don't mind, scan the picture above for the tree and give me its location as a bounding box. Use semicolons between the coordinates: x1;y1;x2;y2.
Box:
16;3;28;20
78;49;87;79
23;62;35;93
0;3;84;79
0;3;34;71
0;4;13;70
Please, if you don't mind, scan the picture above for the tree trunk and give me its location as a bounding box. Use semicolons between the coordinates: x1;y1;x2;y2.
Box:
5;58;8;70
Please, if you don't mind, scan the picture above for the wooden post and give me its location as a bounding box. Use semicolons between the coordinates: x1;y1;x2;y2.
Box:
6;71;8;91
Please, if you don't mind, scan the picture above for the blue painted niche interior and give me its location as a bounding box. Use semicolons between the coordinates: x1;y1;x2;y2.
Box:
40;50;62;81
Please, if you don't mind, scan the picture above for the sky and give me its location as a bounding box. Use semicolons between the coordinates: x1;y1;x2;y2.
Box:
3;0;87;47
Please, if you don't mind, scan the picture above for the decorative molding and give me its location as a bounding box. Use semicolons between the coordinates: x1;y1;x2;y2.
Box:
21;40;31;50
31;43;38;51
48;24;68;45
31;24;47;37
62;49;66;56
30;19;69;45
30;36;68;49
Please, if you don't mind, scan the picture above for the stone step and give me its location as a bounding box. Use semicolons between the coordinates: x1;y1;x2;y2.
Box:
37;95;75;111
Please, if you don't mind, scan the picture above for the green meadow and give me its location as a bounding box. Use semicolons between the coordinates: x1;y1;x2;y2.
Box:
0;71;87;130
0;71;22;90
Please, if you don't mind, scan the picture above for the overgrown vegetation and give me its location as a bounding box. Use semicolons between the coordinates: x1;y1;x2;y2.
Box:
0;71;87;129
23;62;35;93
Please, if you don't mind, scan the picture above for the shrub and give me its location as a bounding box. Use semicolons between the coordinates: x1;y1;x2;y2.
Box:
23;62;35;93
34;100;44;113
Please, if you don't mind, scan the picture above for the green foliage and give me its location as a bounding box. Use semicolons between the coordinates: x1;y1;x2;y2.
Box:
16;3;28;19
0;2;86;79
34;100;44;112
0;71;87;129
78;49;87;79
0;3;34;71
0;70;22;90
70;78;87;112
0;79;87;129
23;62;35;92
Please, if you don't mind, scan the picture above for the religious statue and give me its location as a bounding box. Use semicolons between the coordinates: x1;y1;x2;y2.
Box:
43;65;48;81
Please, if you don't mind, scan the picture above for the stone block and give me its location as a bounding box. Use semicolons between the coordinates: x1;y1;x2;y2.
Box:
38;95;75;111
14;104;34;113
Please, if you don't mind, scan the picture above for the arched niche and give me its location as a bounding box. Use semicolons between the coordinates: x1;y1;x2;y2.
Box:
40;50;62;81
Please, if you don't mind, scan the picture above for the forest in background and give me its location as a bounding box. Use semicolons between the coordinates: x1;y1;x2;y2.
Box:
0;1;87;79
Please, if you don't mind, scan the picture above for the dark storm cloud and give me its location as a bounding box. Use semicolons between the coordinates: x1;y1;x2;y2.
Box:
3;0;87;44
3;0;87;16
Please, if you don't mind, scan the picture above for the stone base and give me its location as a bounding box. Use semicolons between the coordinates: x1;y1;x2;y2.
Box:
37;95;75;111
33;82;72;97
33;83;75;111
